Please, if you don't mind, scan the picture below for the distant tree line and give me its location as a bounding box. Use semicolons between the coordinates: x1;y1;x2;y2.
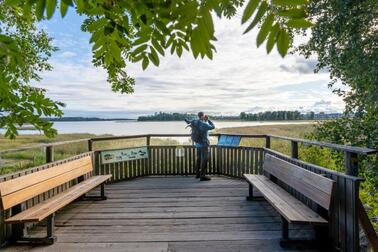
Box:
43;117;134;122
137;112;197;121
137;111;341;121
240;111;311;121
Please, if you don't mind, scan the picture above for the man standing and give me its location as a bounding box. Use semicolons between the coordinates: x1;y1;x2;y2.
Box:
185;112;215;181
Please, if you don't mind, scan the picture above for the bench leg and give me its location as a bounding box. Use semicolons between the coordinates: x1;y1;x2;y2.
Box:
281;216;289;241
246;184;264;201
45;213;57;244
16;214;57;245
10;204;24;242
81;183;107;201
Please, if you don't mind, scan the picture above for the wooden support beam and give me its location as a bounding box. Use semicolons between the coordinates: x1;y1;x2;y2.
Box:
291;141;298;159
45;145;54;163
358;199;378;252
146;136;151;146
88;139;93;151
265;136;271;149
345;151;359;176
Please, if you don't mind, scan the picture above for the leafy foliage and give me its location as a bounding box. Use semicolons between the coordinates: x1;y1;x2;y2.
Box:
298;0;378;226
1;0;313;138
241;0;311;56
0;4;64;139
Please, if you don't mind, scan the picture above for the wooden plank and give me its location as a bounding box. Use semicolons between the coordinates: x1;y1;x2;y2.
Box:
345;179;358;252
5;175;111;224
358;198;378;252
244;175;327;224
264;154;335;210
0;156;92;197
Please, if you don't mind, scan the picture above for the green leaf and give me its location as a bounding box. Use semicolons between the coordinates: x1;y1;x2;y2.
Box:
132;44;148;57
277;8;306;18
4;0;22;6
152;39;165;56
36;0;46;21
165;36;174;49
109;41;122;63
202;10;214;37
243;1;268;34
60;0;70;17
134;35;150;46
277;29;290;57
149;47;159;66
177;45;183;57
142;56;149;70
266;23;280;53
242;0;260;24
170;41;177;55
205;46;213;60
286;18;313;28
88;18;108;32
272;0;309;6
46;0;56;19
256;14;274;47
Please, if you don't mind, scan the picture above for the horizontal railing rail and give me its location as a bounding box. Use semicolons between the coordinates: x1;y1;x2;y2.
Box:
0;138;90;155
268;134;377;155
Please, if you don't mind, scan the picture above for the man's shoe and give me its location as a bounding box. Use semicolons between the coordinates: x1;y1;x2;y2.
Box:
200;176;211;181
195;174;200;179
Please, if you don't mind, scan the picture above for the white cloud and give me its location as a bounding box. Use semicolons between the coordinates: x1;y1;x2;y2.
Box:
36;11;345;117
59;51;77;58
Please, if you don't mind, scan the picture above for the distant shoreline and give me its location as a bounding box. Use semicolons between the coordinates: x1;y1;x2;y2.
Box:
44;117;137;122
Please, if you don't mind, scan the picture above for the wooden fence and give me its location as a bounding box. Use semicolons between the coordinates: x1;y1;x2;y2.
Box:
93;145;265;182
0;133;376;251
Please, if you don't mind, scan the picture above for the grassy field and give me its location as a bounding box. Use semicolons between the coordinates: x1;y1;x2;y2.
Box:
0;124;314;176
217;123;315;156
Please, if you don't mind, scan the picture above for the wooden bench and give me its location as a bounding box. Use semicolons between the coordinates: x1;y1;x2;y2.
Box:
0;153;112;245
244;153;335;245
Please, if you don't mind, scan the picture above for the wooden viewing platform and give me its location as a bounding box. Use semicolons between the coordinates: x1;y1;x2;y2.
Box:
8;176;317;252
0;134;377;252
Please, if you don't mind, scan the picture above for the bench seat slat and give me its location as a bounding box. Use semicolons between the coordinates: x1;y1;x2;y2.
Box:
0;156;92;197
244;174;328;225
1;163;93;210
5;175;111;224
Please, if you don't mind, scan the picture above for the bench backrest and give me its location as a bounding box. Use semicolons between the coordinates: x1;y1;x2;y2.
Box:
264;154;335;210
0;155;93;210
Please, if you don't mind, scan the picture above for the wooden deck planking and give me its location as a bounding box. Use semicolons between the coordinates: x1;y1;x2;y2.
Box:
7;176;318;252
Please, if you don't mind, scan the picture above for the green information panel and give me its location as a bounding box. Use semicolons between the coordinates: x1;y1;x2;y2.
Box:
101;147;148;164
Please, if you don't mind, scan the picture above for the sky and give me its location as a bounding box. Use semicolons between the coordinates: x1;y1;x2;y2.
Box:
36;9;345;119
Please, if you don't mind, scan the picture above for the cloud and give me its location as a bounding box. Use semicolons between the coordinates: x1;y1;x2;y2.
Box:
59;51;77;58
35;10;344;117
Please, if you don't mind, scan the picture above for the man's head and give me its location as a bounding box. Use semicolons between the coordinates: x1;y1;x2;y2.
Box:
197;111;204;120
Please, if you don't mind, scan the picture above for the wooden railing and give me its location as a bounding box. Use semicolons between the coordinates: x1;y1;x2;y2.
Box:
0;133;376;251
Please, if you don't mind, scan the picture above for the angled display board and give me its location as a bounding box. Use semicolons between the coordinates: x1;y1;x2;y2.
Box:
101;147;148;164
217;135;241;147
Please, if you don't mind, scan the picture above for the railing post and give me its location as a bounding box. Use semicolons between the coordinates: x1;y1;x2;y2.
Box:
217;135;221;174
146;136;151;175
146;136;151;146
45;145;54;163
344;151;358;176
290;141;298;159
88;139;93;151
344;151;360;251
265;136;271;149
